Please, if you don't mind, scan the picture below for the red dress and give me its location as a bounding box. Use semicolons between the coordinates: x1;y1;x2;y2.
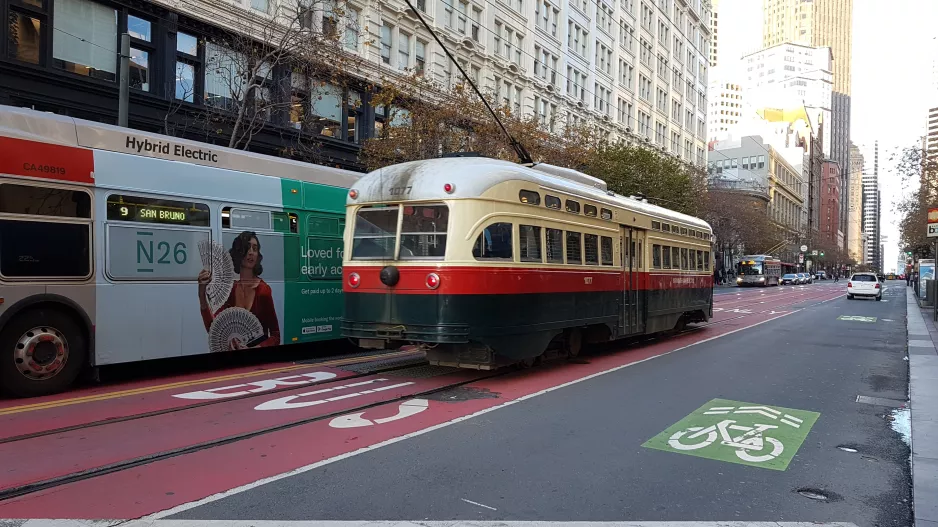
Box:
201;279;281;348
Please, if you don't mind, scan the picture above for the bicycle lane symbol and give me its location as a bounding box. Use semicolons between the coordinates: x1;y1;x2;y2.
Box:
642;398;820;471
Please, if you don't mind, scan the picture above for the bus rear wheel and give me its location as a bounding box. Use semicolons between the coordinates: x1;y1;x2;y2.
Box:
0;308;87;398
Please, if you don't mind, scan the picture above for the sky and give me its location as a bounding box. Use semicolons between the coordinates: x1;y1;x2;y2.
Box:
714;0;937;272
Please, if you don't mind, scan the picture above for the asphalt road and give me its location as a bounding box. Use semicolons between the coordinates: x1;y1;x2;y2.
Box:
174;281;912;526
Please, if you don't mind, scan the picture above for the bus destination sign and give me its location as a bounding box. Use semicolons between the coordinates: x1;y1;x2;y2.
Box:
106;194;210;226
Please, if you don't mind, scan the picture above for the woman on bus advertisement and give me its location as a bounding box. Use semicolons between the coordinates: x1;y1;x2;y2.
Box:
197;231;281;351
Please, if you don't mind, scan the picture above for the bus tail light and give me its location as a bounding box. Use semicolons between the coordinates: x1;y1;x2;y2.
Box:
426;273;441;290
348;273;361;288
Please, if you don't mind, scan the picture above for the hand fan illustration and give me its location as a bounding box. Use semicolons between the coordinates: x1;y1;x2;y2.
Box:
198;239;235;313
208;307;266;353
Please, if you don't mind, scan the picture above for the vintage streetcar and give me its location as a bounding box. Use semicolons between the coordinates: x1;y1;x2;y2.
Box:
341;157;715;369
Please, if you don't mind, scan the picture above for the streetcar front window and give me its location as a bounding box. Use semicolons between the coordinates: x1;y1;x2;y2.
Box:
739;263;763;275
352;206;398;259
400;204;448;259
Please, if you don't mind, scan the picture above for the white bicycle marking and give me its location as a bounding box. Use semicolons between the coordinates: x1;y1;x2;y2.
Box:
667;419;786;463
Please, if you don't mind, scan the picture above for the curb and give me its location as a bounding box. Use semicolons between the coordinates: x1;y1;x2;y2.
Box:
907;287;938;526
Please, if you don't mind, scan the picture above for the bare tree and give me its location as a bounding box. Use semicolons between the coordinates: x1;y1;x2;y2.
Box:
164;0;363;156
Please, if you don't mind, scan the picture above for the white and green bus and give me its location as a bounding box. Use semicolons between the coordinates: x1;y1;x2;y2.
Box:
0;105;361;397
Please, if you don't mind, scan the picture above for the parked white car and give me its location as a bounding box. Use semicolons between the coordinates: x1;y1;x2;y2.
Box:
847;273;882;301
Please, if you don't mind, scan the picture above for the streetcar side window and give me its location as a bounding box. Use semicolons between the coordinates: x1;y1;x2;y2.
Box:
566;231;582;264
601;208;613;220
697;250;704;271
519;225;542;262
638;241;643;268
680;227;688;236
681;248;689;270
400;204;448;260
662;223;671;232
0;183;93;279
652;245;661;269
584;204;597;217
545;195;561;209
672;247;680;270
662;245;671;269
704;251;711;270
519;190;540;205
584;234;599;265
652;221;661;230
565;200;581;214
472;222;513;260
546;228;564;263
352;206;399;259
601;236;613;266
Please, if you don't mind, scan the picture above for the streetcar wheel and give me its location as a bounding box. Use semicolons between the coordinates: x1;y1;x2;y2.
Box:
517;356;537;369
564;328;583;358
0;308;87;398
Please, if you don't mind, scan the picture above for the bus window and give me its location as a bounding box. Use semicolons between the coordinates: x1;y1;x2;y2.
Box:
519;190;540;205
0;184;92;279
565;200;580;214
352;206;398;259
584;205;597;217
308;214;340;235
545;195;561;209
0;220;90;278
681;248;688;270
738;260;763;275
566;232;582;264
662;245;671;269
519;225;542;262
546;228;564;263
2;184;91;218
472;222;513;260
272;212;298;233
229;208;271;230
600;236;613;265
401;204;448;259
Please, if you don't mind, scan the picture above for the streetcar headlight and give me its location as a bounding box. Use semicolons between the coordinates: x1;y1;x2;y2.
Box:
736;277;742;282
348;272;361;288
759;277;765;282
426;273;441;289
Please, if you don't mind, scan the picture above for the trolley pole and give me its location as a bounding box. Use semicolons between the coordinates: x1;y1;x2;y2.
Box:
118;33;130;128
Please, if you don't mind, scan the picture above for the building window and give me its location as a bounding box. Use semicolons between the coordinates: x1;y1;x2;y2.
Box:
345;8;360;50
7;11;43;64
174;31;199;102
380;22;393;65
52;0;118;81
415;40;426;74
250;0;271;14
398;32;410;70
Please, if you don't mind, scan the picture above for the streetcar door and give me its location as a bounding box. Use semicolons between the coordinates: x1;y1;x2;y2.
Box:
631;229;646;333
619;229;633;335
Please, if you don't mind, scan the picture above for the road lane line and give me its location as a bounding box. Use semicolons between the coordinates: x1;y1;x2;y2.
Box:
130;310;798;523
0;521;862;527
460;498;498;511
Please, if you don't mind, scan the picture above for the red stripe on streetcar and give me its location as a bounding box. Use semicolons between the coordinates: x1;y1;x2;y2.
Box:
344;266;712;295
0;137;95;184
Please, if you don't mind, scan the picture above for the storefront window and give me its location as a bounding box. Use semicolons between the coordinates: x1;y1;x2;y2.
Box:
52;0;118;81
7;11;42;64
310;83;341;137
175;61;194;102
127;15;150;41
129;48;149;91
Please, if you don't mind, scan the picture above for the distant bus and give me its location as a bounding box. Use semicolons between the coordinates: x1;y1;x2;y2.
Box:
735;255;782;287
0;105;361;397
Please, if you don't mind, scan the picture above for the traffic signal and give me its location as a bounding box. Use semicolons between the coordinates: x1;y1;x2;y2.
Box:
820;251;825;257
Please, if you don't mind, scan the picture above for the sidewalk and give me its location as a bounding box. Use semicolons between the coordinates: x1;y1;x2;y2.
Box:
907;288;938;526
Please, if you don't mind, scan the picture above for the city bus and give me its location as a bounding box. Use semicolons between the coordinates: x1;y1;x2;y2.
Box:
735;255;782;287
0;105;361;397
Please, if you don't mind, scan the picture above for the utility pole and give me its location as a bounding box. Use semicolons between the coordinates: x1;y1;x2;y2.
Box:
118;33;130;128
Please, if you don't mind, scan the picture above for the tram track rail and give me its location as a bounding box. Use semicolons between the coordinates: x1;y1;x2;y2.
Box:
0;366;508;503
0;287;845;504
0;349;427;445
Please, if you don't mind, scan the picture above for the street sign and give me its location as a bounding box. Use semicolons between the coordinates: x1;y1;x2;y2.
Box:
800;245;808;252
929;223;938;238
929;208;938;223
811;250;818;256
798;253;804;263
